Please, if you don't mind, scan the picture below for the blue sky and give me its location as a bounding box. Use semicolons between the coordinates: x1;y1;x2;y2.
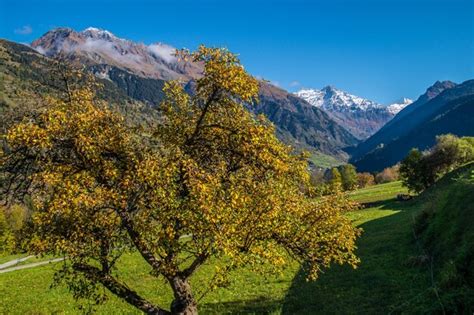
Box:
0;0;473;103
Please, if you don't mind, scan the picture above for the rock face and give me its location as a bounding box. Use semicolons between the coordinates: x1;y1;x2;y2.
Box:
29;28;358;160
32;27;202;81
295;86;411;139
257;83;359;158
351;80;474;172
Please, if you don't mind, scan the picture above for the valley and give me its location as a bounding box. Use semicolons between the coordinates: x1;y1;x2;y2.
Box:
1;2;473;312
2;165;472;313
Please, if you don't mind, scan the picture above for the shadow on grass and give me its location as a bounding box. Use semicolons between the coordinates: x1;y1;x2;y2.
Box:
281;199;436;314
198;199;435;314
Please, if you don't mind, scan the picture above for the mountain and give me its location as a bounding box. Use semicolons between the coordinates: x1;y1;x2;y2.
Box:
31;27;202;81
295;86;409;139
351;80;474;172
350;80;456;162
386;98;413;115
0;39;157;127
5;27;359;163
258;84;358;157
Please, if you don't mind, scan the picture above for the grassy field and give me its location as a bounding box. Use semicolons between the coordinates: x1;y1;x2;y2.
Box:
308;151;342;169
348;180;408;204
0;181;446;314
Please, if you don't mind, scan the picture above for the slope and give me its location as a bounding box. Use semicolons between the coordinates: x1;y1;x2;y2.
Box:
30;28;360;159
351;80;474;171
282;163;474;314
413;162;474;313
350;80;457;162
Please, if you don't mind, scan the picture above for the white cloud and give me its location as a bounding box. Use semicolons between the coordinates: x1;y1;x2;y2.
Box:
148;43;177;63
289;81;301;87
15;25;33;35
80;38;144;65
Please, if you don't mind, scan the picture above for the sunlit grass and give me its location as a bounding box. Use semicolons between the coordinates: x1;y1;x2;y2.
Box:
0;181;425;314
349;181;408;204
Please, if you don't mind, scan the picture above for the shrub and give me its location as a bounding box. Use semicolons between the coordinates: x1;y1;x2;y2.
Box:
338;164;358;191
400;135;474;193
357;172;375;188
375;165;399;184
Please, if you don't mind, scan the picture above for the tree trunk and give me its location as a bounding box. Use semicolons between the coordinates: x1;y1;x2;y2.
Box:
169;276;198;315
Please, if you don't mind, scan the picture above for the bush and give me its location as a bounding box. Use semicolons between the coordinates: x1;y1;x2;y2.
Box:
357;172;375;188
327;167;343;191
375;165;399;184
0;204;29;254
400;134;474;193
338;164;358;191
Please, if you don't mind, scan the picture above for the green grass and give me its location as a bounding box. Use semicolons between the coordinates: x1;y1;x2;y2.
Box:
308;151;342;169
0;251;299;314
283;198;434;314
349;180;408;204
412;163;474;313
0;174;470;314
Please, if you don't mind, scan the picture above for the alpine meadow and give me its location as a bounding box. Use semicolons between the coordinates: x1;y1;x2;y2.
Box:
0;0;473;314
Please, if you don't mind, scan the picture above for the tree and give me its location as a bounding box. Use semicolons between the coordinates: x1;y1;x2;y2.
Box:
400;135;474;193
357;172;375;188
327;167;343;191
399;149;427;193
1;46;361;314
375;165;399;184
0;204;27;254
309;167;326;186
338;164;358;191
426;134;474;174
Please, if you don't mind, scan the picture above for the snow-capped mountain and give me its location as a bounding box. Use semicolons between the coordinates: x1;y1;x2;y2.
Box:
31;27;202;81
387;97;413;115
28;27;360;158
295;86;410;139
295;86;382;111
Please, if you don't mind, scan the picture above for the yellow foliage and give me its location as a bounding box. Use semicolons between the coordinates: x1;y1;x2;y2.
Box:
1;46;360;312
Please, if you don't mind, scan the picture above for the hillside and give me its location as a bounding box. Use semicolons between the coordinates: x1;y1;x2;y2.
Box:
414;162;474;313
0;39;157;128
3;166;474;313
27;27;359;160
351;80;474;171
0;36;357;163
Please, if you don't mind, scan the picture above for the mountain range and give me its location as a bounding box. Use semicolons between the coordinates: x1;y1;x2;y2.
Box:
295;86;412;139
2;26;473;171
3;28;359;163
351;80;474;171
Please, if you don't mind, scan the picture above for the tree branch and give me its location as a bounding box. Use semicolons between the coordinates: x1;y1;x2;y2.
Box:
185;87;219;146
73;263;170;315
116;209;163;273
179;252;209;279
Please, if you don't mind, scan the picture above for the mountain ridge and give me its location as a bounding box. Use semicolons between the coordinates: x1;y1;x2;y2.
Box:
295;86;411;139
6;28;360;163
351;79;474;171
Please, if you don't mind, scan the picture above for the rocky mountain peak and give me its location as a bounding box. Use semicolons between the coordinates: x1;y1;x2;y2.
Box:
31;27;202;81
82;27;118;41
295;86;396;139
424;80;456;100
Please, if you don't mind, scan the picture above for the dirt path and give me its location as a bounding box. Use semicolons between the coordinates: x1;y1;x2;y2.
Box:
0;256;34;270
0;257;65;274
